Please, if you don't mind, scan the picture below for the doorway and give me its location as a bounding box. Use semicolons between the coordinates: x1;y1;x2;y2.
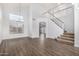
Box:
39;22;46;39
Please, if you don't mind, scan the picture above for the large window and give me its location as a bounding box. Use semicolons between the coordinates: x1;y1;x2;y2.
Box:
9;14;24;34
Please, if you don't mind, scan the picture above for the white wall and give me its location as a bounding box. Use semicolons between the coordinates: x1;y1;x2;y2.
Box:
55;4;74;33
1;4;30;40
32;17;64;39
31;4;64;39
74;4;79;47
0;4;3;44
28;5;33;37
47;18;64;38
31;3;58;18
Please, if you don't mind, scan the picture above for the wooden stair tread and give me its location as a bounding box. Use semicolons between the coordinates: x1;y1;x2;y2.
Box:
57;32;74;45
57;39;74;45
64;32;74;35
58;39;73;43
60;37;74;41
62;35;74;38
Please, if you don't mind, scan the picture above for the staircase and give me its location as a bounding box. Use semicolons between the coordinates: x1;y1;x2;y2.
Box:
41;4;74;45
57;32;74;45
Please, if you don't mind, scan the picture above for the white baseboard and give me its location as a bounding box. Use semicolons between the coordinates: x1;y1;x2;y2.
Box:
2;34;29;40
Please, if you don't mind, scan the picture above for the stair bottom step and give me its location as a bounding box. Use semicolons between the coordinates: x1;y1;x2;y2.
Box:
60;37;74;41
64;32;74;35
62;35;74;38
57;39;74;46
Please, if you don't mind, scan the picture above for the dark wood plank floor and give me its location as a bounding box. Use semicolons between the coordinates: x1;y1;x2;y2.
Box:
0;37;79;56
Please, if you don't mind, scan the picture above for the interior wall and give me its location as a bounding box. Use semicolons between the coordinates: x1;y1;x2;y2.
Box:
74;4;79;47
55;4;74;33
31;3;64;38
32;17;64;38
1;4;30;40
47;18;64;38
28;5;32;37
0;4;3;43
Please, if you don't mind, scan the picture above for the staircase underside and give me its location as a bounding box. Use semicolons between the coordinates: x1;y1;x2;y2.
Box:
57;32;74;46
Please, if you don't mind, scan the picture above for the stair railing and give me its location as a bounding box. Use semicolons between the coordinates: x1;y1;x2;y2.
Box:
45;4;73;30
47;10;64;30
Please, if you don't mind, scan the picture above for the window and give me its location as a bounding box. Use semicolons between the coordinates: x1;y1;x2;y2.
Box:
9;14;24;22
9;14;24;34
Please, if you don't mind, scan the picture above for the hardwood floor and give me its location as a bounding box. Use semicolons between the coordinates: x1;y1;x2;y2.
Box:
0;37;79;56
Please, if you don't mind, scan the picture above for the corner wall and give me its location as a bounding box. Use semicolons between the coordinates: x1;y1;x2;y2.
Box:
0;4;3;44
74;4;79;47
